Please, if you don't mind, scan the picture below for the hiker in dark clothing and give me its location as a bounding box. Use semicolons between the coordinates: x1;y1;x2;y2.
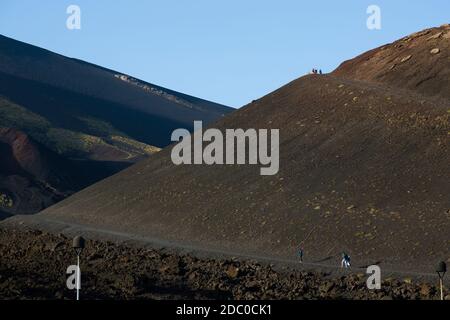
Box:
341;252;351;268
298;247;304;263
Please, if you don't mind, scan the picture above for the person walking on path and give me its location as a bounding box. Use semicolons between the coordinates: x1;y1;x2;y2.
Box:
341;252;351;268
298;246;304;263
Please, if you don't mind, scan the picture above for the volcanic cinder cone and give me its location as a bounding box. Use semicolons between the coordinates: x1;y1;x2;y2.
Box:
21;25;450;273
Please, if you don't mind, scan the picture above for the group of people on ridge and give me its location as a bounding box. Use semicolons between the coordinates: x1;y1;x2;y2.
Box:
310;68;322;75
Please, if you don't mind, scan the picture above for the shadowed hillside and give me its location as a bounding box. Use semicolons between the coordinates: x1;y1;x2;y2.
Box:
0;34;232;152
0;128;113;218
0;35;233;216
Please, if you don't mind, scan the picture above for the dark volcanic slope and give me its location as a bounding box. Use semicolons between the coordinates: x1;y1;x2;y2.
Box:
0;35;232;216
35;27;449;273
1;228;447;300
333;24;450;99
0;35;231;147
0;34;232;156
0;128;89;217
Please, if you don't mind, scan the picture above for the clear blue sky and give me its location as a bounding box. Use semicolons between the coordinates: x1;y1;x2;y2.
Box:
0;0;448;108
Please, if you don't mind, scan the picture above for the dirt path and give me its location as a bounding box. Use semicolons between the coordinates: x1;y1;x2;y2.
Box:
1;215;445;285
1;225;448;300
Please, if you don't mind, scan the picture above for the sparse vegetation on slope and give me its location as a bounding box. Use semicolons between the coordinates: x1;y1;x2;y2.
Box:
0;97;159;160
0;193;13;208
0;34;231;217
0;96;51;139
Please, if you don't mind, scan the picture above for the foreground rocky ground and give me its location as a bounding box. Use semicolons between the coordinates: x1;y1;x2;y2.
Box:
0;227;447;300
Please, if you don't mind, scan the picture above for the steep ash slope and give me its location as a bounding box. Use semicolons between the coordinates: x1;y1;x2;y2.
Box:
37;73;449;272
333;24;450;99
